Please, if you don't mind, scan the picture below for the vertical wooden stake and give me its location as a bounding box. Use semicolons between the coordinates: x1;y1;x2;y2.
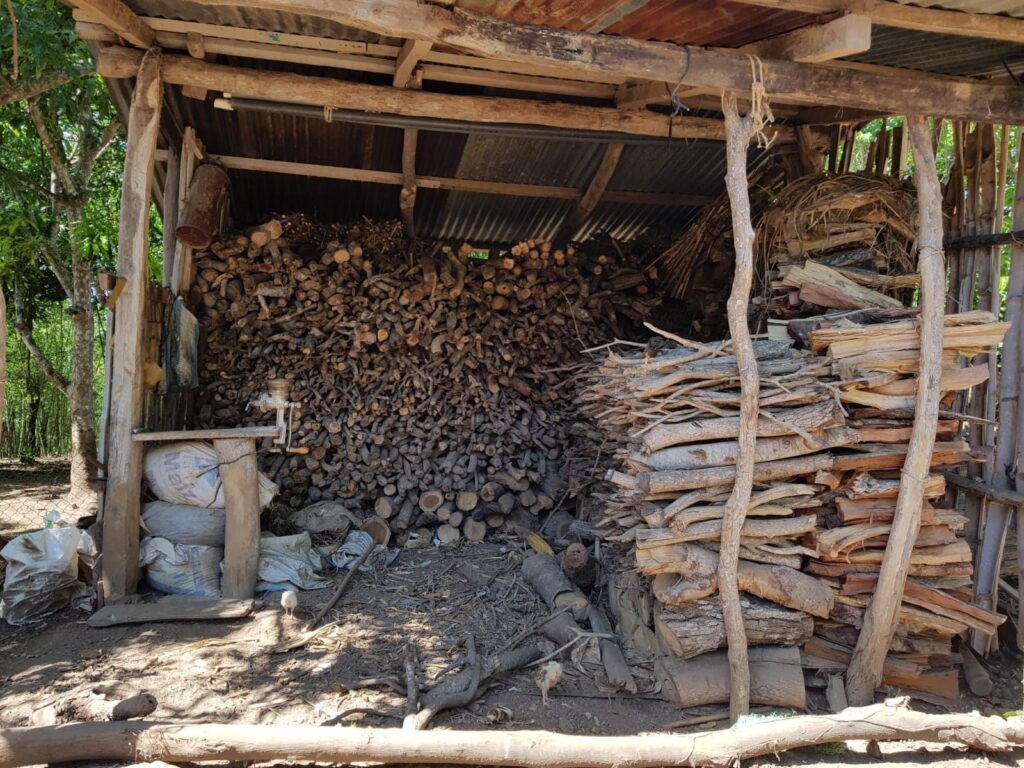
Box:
101;48;163;603
400;128;418;241
161;145;181;290
0;283;6;447
556;143;624;244
719;94;761;722
846;115;945;705
216;438;261;599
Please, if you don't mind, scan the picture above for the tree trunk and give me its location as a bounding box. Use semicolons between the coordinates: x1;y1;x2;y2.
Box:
718;93;762;721
5;701;1024;768
846;115;946;705
0;283;6;447
68;222;98;504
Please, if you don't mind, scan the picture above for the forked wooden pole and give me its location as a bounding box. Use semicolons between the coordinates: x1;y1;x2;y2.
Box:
846;115;946;705
718;93;762;721
1;700;1023;768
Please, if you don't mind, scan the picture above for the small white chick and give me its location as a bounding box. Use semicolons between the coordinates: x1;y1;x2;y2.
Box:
281;590;298;619
533;660;563;705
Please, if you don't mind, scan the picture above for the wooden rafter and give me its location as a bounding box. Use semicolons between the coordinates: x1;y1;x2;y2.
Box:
152;148;713;207
556;143;624;243
99;47;797;142
585;0;655;32
68;0;154;47
189;0;1024;123
393;39;432;87
733;0;1024;44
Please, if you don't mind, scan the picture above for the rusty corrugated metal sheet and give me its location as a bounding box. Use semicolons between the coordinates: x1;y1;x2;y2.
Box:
845;24;1024;77
604;0;818;46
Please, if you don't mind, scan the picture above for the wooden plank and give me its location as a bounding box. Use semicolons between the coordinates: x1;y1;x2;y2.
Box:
101;49;162;603
556;143;624;243
945;471;1024;508
400;128;418;239
68;0;154;47
88;595;257;627
216;438;261;599
169;128;198;296
132;426;280;442
733;0;1024;44
161;146;180;291
187;0;1024;122
748;14;871;63
152;148;713;206
393;39;432;87
99;47;791;143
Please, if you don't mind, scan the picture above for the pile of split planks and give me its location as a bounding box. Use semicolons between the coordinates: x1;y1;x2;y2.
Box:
754;173;920;322
193;215;660;545
583;310;1008;707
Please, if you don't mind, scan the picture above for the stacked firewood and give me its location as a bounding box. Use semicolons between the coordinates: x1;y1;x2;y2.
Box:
753;174;920;325
584;310;1008;707
191;215;660;544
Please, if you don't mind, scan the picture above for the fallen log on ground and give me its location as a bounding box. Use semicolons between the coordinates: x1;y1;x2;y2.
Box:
5;699;1022;768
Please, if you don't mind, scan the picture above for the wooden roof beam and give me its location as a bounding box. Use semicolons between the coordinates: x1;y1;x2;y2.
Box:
618;14;871;110
732;0;1024;44
68;0;154;48
151;147;713;207
189;0;1024;122
99;46;796;142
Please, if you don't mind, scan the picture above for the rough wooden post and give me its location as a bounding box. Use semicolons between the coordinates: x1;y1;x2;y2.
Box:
556;143;624;244
846;115;946;705
216;437;261;599
0;283;6;447
400;128;418;240
719;93;761;721
101;48;163;603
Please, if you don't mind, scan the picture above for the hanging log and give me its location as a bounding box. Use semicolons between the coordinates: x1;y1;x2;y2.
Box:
175;163;229;249
846;115;946;706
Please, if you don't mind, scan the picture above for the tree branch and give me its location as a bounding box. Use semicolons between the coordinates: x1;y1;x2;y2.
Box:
0;67;90;107
0;165;62;205
26;99;77;197
39;240;74;300
12;320;71;395
78;119;122;184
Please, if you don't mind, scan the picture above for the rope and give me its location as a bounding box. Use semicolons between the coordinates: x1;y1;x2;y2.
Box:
745;54;775;149
324;105;334;123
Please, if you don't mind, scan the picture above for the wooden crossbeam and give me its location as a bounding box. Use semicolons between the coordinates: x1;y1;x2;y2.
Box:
189;0;1024;122
68;0;154;47
99;47;795;142
393;39;432;87
152;148;713;207
556;143;624;243
619;15;871;110
77;21;617;100
734;0;1024;44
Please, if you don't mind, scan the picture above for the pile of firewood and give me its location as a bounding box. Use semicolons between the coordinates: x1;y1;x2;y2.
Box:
753;174;919;325
584;310;1008;707
191;215;660;544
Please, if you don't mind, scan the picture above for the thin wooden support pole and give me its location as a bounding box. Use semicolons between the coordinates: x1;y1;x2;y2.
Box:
0;284;5;447
101;48;163;602
719;93;763;721
556;143;624;244
976;127;1024;650
846;115;946;705
400;127;418;240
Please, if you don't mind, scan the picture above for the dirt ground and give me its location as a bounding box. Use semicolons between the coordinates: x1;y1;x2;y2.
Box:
0;458;93;536
1;537;1023;767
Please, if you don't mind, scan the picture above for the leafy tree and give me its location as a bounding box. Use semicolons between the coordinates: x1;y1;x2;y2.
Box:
0;0;122;499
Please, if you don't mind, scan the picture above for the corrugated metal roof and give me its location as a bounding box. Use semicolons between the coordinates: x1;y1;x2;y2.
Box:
893;0;1024;18
604;0;817;46
845;24;1024;77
